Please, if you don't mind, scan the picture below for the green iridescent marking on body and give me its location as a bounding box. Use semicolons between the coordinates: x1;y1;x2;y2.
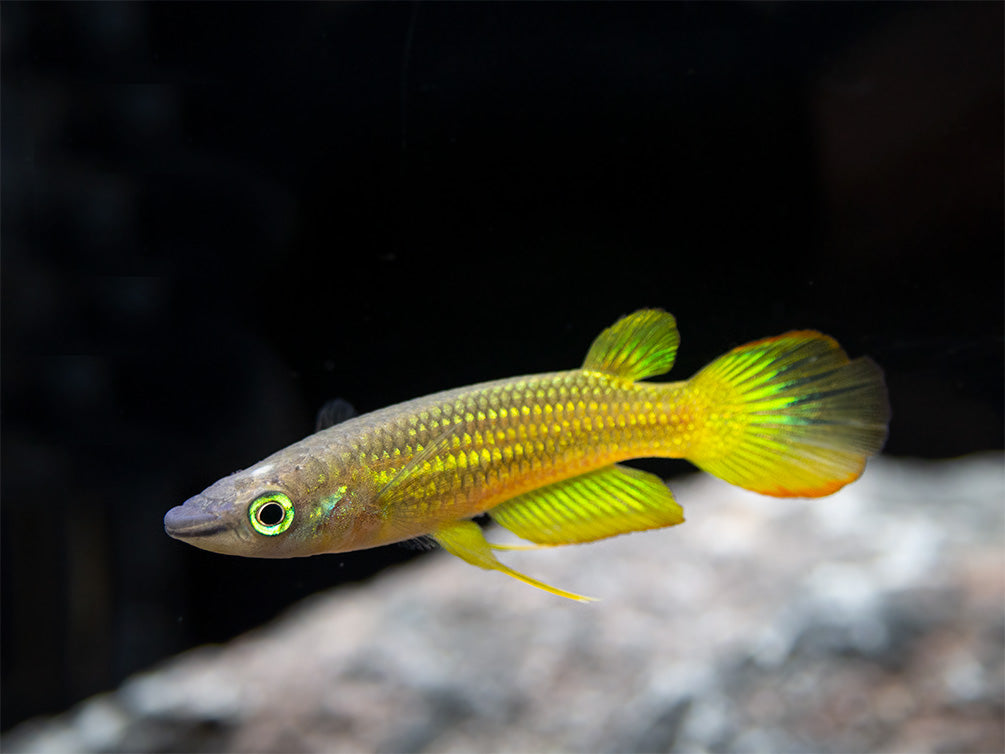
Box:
310;485;348;532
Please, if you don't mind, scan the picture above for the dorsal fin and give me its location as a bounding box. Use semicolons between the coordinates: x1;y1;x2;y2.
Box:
582;309;679;381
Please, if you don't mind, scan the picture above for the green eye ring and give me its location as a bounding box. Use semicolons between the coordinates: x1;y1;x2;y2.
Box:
249;492;295;536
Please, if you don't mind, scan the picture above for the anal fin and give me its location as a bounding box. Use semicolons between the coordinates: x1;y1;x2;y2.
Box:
433;520;595;602
489;464;684;545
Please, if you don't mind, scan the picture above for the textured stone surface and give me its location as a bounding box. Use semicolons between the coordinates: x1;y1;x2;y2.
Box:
5;455;1003;753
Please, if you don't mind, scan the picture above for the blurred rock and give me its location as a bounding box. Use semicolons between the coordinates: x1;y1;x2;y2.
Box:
5;455;1003;753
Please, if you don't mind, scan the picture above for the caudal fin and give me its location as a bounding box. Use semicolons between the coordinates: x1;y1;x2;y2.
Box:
684;331;890;497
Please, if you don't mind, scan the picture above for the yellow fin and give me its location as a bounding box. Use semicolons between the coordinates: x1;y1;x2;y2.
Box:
582;309;679;380
685;331;890;497
433;520;595;602
489;464;684;545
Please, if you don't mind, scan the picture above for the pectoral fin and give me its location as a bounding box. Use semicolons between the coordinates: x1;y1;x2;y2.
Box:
489;464;684;545
433;520;595;602
374;423;466;512
315;398;358;431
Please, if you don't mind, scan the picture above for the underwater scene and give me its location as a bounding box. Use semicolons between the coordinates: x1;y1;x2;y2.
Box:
3;3;1002;752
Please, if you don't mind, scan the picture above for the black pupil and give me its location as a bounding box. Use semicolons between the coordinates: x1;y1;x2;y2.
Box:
258;502;285;526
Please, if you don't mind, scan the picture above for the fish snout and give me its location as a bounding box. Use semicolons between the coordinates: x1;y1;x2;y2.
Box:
164;498;229;539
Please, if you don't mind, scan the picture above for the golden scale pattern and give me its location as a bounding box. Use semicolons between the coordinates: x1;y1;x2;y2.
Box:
342;370;694;523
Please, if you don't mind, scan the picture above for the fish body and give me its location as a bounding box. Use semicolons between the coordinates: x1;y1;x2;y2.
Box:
165;310;889;600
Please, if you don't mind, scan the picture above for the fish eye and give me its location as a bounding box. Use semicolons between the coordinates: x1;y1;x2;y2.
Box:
249;492;294;536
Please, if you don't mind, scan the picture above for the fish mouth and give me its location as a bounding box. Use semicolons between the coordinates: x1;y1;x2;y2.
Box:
164;504;229;539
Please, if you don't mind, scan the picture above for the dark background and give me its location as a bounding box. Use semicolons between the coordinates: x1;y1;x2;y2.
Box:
2;1;1001;732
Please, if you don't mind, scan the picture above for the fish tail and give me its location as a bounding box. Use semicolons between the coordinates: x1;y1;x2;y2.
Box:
682;331;890;497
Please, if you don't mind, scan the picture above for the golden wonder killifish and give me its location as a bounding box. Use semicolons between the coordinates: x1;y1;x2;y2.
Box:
164;310;889;601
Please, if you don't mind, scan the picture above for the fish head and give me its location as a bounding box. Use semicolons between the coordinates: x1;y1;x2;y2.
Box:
164;453;365;558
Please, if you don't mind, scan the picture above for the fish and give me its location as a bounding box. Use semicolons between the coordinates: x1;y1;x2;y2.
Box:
164;309;889;601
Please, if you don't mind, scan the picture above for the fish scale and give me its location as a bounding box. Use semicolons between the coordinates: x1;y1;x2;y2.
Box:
328;371;693;532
